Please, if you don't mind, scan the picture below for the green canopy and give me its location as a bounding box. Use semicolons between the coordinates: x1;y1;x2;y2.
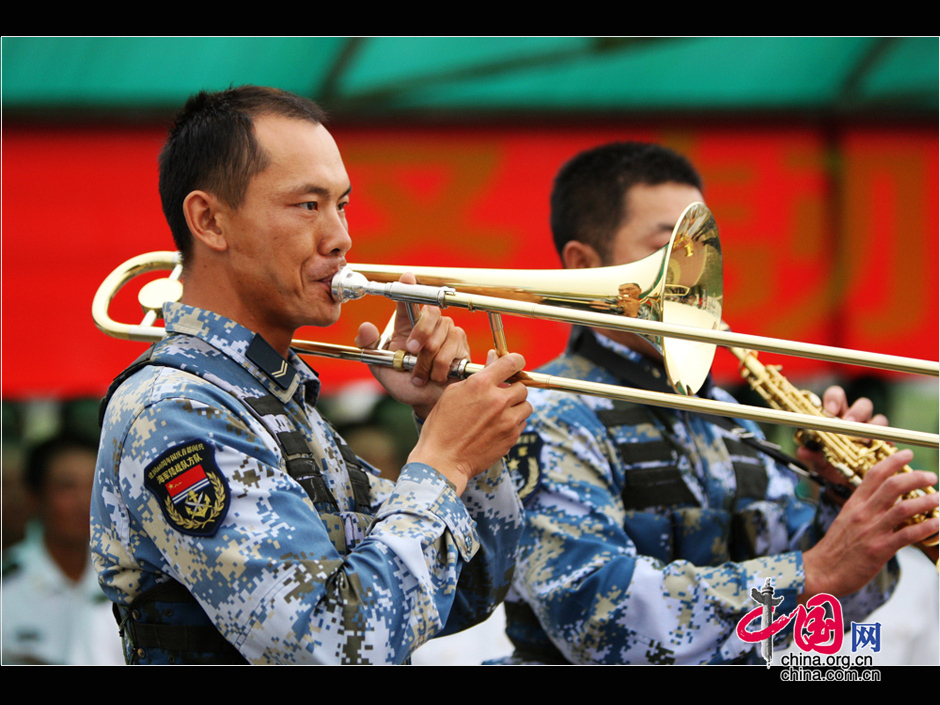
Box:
3;37;936;119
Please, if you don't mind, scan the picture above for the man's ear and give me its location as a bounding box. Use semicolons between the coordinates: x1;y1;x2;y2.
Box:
183;190;228;253
562;240;603;270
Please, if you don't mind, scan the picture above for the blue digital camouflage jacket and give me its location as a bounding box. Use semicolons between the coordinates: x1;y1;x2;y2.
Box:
92;303;523;664
502;329;896;665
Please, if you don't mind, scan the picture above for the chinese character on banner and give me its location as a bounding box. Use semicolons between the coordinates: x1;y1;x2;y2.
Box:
852;622;882;653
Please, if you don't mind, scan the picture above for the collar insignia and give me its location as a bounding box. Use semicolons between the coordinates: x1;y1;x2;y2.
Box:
247;334;296;389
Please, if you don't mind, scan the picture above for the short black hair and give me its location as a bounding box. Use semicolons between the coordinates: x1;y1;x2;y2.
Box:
158;85;327;263
24;432;98;495
550;142;703;263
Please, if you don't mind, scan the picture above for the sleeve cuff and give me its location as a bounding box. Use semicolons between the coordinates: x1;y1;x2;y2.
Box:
749;551;804;614
377;462;480;562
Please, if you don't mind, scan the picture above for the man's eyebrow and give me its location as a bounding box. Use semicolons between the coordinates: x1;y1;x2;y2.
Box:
293;184;352;198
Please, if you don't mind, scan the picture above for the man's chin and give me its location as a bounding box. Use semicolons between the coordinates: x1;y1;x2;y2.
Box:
305;303;343;329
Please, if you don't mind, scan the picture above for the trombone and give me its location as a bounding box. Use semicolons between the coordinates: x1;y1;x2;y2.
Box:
92;204;939;449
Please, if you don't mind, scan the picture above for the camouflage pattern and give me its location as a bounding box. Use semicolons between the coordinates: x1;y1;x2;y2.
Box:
91;302;523;664
502;329;896;665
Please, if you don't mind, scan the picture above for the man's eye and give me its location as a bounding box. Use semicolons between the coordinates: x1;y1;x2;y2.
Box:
338;201;349;212
300;202;318;211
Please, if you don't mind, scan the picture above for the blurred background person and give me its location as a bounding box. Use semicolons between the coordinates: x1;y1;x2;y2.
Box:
2;432;124;665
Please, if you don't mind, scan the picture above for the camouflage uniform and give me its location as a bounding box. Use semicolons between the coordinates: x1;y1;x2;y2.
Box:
502;328;896;664
92;303;523;664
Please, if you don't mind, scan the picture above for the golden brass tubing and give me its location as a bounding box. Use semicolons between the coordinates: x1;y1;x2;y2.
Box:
289;339;939;449
344;269;938;378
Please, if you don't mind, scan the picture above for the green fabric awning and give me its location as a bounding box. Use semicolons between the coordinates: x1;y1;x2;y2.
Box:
3;37;936;119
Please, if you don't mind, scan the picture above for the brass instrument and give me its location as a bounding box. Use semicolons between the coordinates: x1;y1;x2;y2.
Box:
728;344;939;566
92;204;939;449
332;202;723;396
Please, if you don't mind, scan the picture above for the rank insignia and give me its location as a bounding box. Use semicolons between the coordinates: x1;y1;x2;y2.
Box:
144;440;229;537
506;431;543;500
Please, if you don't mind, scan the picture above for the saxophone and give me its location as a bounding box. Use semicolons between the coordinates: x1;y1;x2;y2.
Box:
728;345;939;567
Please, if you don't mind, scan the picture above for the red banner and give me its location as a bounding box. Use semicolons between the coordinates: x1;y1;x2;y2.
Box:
3;125;936;398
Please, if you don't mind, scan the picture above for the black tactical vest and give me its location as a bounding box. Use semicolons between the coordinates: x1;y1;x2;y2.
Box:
101;341;373;664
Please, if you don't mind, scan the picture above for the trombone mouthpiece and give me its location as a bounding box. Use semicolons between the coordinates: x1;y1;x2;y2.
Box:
331;267;370;303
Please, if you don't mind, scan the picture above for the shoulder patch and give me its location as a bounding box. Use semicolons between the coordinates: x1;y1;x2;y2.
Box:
144;440;230;537
507;431;543;500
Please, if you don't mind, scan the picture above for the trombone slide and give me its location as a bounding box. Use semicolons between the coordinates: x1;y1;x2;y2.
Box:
289;339;939;449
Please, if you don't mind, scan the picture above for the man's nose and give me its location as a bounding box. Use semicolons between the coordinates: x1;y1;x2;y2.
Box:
320;212;352;257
